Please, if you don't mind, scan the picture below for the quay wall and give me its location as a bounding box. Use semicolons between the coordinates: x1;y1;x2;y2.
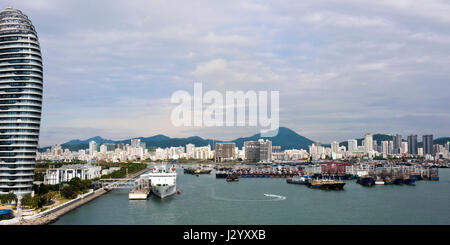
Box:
1;167;150;225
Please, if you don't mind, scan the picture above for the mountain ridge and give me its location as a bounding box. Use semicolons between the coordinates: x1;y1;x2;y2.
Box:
39;127;314;152
39;129;450;152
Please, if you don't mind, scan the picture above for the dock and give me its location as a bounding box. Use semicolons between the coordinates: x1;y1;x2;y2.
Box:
129;178;151;200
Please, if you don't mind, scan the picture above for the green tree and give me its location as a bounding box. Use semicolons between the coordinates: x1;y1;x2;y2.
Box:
61;185;78;199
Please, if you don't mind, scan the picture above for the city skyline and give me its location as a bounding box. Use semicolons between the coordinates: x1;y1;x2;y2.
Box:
39;126;448;149
2;1;450;146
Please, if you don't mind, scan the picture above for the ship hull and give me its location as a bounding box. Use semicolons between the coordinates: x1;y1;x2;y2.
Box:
215;173;228;178
152;185;176;199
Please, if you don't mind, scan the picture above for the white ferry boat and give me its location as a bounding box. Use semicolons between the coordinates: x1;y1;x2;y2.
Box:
140;164;177;199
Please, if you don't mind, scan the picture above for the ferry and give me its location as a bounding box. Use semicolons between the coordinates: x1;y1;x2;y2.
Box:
140;164;177;199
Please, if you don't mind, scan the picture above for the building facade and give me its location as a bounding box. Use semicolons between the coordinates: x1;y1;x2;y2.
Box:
407;134;418;155
393;134;402;154
422;134;434;155
214;143;236;162
44;164;102;185
0;8;43;195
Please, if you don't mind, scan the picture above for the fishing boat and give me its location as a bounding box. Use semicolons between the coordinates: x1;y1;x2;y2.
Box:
286;176;308;185
215;171;228;178
226;174;239;182
404;177;416;185
358;176;375;186
375;178;385;185
384;177;393;185
307;179;345;190
393;178;404;185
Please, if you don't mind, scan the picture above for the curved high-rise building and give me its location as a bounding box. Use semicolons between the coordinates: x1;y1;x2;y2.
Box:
0;7;43;196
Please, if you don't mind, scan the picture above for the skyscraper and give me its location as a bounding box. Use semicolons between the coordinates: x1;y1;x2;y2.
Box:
364;133;373;154
0;8;43;195
422;134;434;155
347;139;357;153
407;134;418;155
393;134;402;154
89;141;97;156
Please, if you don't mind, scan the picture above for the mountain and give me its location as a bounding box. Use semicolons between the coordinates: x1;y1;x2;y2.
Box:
39;128;449;153
39;127;315;152
232;127;314;150
64;136;115;145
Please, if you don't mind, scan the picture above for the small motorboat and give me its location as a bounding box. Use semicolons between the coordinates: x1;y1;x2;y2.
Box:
375;179;385;185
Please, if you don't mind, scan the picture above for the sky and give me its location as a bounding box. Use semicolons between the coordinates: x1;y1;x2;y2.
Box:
3;0;450;146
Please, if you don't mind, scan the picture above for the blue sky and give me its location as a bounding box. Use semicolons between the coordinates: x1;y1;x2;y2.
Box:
3;0;450;146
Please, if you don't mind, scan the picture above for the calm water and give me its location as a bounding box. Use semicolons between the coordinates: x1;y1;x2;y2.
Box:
53;166;450;225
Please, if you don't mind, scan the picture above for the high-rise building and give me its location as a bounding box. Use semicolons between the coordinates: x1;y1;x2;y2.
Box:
331;141;339;153
381;141;389;154
0;8;43;195
258;139;272;162
89;141;97;156
186;143;195;158
422;134;434;155
244;139;272;162
348;139;357;153
401;142;408;154
388;140;394;154
364;133;373;154
393;134;402;154
215;143;236;162
407;134;418;155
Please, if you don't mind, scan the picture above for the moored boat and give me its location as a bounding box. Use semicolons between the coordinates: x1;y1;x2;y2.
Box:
307;179;345;190
286;176;308;185
375;179;385;185
404;177;416;185
358;176;375;186
393;178;404;185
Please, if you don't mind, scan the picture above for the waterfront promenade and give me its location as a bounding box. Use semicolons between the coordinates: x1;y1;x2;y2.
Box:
5;167;150;225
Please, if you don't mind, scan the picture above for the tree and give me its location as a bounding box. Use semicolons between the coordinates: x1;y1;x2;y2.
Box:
69;177;83;191
61;185;78;199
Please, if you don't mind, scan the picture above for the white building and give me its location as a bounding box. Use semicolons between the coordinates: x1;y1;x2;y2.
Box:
364;133;373;154
348;139;358;153
401;142;408;154
89;141;97;156
44;164;102;185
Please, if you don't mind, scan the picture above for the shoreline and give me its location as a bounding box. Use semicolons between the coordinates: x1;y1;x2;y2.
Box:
14;167;150;225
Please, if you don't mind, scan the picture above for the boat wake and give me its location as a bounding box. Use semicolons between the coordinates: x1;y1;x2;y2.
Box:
263;194;286;200
210;186;286;202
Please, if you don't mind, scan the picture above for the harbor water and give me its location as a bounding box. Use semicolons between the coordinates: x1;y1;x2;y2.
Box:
52;167;450;225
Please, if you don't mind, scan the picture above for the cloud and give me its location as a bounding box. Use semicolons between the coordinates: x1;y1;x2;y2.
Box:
2;0;449;145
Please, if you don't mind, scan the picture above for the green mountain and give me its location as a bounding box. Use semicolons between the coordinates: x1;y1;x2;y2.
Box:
39;127;314;152
232;127;314;150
